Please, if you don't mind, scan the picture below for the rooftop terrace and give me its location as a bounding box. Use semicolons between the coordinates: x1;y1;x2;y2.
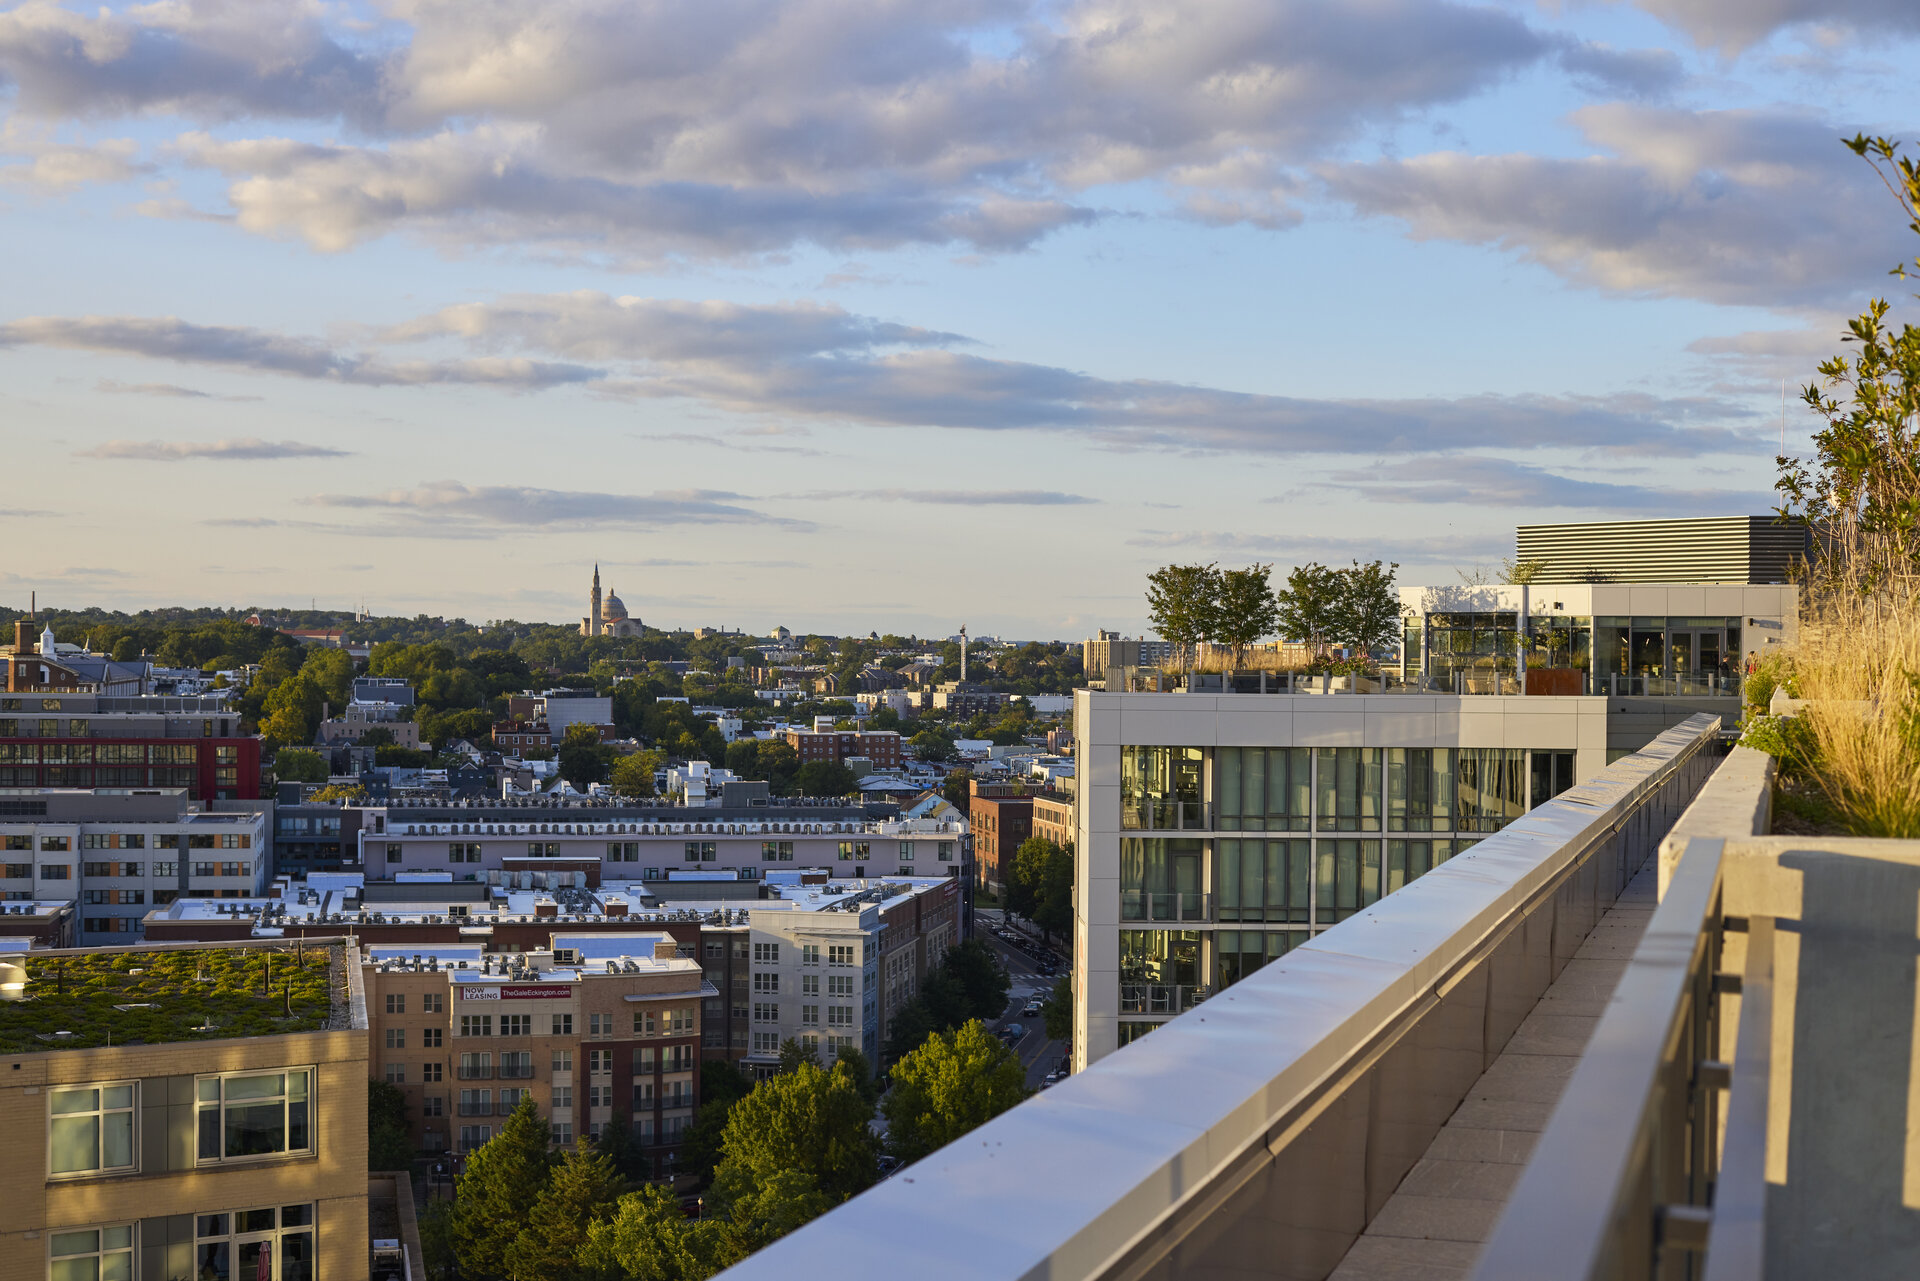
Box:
0;941;348;1053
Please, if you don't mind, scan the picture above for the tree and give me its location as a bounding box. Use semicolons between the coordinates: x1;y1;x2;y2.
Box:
938;939;1010;1022
832;1045;879;1106
1778;135;1920;590
1042;974;1072;1042
580;1184;724;1281
881;1020;1031;1163
358;726;397;748
793;759;857;797
451;1094;552;1279
1144;563;1221;671
368;1078;413;1171
558;724;613;791
610;749;663;797
418;1199;459;1281
1273;562;1345;658
592;1115;650;1184
376;745;433;768
711;1059;877;1212
1332;560;1402;657
274;748;327;784
504;1140;626;1281
942;769;971;815
1502;556;1548;584
309;783;367;804
676;1060;755;1187
910;729;956;763
1210;563;1280;667
778;1036;820;1074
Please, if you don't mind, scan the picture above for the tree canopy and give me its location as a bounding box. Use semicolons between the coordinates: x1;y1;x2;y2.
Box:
882;1020;1031;1163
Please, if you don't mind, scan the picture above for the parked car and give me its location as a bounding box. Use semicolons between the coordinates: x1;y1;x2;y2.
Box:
1023;999;1043;1016
1045;1068;1067;1084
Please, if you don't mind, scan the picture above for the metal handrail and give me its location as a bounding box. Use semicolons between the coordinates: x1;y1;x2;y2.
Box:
1702;915;1773;1281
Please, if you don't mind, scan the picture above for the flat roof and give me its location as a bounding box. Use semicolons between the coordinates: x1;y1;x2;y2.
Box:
0;943;346;1053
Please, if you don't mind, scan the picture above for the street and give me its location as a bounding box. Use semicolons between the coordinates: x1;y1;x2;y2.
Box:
973;909;1067;1090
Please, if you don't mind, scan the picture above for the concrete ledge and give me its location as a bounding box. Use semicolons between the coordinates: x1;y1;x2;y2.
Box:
1657;746;1774;897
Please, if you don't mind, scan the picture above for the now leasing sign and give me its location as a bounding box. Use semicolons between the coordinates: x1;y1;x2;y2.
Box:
460;984;572;1001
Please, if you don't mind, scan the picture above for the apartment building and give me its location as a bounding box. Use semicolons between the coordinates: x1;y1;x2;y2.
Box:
0;939;369;1281
1071;689;1607;1067
781;728;903;769
0;790;267;945
1030;791;1074;851
352;798;965;884
967;782;1031;896
362;934;709;1175
0;689;259;803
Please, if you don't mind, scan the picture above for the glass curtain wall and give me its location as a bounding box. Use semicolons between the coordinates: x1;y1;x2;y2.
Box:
1216;838;1310;922
1216;747;1310;831
1119;929;1202;1013
1456;748;1526;831
1425;612;1519;693
1387;748;1454;832
1119;837;1206;921
1215;930;1305;988
1121;746;1205;829
1316;748;1382;831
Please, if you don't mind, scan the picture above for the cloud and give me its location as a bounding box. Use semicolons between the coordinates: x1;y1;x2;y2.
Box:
3;294;1761;459
1126;528;1509;561
788;488;1098;505
1319;105;1911;309
0;315;600;389
1624;0;1920;53
1552;41;1683;99
310;480;810;531
0;0;1554;259
96;379;262;401
0;135;148;189
1320;456;1765;513
0;507;55;518
81;438;349;461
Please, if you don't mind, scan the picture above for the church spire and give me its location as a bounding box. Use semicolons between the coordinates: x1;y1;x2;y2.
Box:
590;564;603;635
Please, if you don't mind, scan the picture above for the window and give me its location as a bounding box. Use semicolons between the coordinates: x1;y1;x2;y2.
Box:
827;1005;853;1027
527;842;559;857
834;840;872;858
385;1062;407;1084
589;1012;611;1037
386;844;402;863
460;1014;492;1037
801;1004;819;1026
49;1224;134;1281
385;1028;406;1049
608;841;640;862
753;942;779;963
195;1069;313;1164
500;1014;530;1036
1315;840;1385;924
193;1205;315;1281
1216;839;1310;924
897;841;913;861
588;1084;611;1109
1316;748;1384;832
449;843;482;862
386;993;407;1014
422;1027;443;1048
551;1049;573;1073
552;1085;573;1110
683;841;716;862
588;1049;611;1073
48;1082;137;1176
3;862;29;878
552;1122;573;1147
459;1052;493;1079
761;840;794;861
422;992;443;1014
752;973;779;994
802;944;820;965
423;1094;443;1115
40;864;70;880
422;1062;443;1082
801;974;819;996
39;719;59;737
41;836;70;851
154;861;177;877
752;1031;778;1054
459;1125;493;1150
753;1002;779;1022
550;1013;573;1036
829;944;855;966
939;842;954;862
827;975;853;997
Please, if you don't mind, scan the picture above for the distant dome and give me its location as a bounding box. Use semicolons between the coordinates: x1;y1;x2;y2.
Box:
603;592;629;619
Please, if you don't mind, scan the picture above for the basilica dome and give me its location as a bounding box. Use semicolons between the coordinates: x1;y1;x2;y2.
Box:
603;592;629;620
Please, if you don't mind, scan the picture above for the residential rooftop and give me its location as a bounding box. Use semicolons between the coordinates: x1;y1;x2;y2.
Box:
0;941;350;1053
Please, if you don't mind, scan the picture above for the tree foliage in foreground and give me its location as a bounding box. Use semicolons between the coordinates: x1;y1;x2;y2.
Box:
882;1019;1032;1163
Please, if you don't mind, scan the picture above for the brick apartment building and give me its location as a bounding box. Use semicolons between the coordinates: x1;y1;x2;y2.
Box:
782;728;903;769
967;781;1032;895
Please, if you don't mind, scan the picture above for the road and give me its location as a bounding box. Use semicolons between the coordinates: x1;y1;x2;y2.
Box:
974;910;1067;1089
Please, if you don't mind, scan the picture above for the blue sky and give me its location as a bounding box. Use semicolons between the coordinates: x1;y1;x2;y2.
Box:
2;0;1915;638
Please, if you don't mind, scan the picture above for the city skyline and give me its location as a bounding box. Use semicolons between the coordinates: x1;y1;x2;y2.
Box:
3;0;1915;636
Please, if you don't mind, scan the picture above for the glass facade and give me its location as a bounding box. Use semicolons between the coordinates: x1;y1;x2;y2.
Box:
1112;744;1565;1037
1422;611;1520;693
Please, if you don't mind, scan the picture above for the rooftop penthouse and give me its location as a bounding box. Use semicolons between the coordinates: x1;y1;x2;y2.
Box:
717;708;1920;1280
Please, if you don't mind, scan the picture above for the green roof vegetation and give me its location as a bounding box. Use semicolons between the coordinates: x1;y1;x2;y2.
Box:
0;947;336;1053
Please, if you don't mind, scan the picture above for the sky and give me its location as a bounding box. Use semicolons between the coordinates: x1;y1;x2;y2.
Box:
1;0;1916;639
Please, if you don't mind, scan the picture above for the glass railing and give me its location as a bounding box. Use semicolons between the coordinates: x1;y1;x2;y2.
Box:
1603;673;1738;697
1119;891;1213;922
1119;984;1210;1015
1121;799;1209;830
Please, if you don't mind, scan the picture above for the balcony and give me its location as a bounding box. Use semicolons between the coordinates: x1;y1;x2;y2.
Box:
497;1062;535;1080
1118;890;1212;923
713;715;1743;1281
457;1101;493;1116
1121;799;1209;831
456;1064;493;1080
1118;984;1209;1016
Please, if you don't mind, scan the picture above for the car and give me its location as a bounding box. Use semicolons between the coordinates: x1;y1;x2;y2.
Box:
1045;1069;1067;1084
1023;999;1043;1016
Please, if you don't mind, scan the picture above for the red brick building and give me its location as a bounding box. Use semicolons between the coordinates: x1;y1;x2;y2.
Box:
967;781;1032;895
782;728;903;769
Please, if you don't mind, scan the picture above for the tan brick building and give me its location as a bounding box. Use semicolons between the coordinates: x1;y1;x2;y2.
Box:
0;939;368;1281
361;932;711;1181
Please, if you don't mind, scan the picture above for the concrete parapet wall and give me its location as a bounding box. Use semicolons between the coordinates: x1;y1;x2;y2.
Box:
1657;745;1775;896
